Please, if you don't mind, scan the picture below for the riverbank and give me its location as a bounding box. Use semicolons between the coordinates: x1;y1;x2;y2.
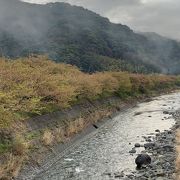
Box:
1;56;180;179
15;91;179;180
122;104;180;179
15;94;149;180
176;128;180;179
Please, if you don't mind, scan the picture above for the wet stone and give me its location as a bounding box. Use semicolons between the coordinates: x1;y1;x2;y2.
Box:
114;172;124;178
155;169;165;176
163;111;169;114
135;143;141;147
144;142;155;149
134;112;142;116
103;172;112;176
129;148;136;154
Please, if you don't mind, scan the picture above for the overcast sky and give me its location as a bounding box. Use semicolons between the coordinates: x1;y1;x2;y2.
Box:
22;0;180;40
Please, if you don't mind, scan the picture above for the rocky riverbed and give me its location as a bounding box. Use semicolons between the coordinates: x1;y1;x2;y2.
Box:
17;92;180;180
123;110;180;180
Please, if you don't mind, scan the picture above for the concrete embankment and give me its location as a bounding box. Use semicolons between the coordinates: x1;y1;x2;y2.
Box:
17;92;180;180
17;95;141;179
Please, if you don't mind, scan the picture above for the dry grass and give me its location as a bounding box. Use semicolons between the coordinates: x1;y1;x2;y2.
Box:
54;127;65;143
65;117;85;137
176;129;180;179
77;117;85;130
12;136;28;156
44;109;112;143
90;109;112;123
0;153;26;179
42;130;54;146
0;134;28;179
40;110;112;147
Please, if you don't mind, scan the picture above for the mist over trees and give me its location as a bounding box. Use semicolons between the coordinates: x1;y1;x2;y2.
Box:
0;0;180;74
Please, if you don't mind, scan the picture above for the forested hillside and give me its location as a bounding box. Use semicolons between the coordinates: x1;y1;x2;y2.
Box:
0;0;180;73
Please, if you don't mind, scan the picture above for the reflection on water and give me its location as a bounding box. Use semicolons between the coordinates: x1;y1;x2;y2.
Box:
34;93;180;180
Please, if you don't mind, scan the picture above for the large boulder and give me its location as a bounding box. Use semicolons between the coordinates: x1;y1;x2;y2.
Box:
135;154;151;168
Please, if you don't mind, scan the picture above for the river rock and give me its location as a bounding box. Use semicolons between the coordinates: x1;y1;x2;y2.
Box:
103;171;112;176
155;169;165;176
146;138;152;142
132;108;180;179
163;162;171;170
162;145;174;152
135;143;141;147
163;111;169;114
144;142;155;149
141;150;147;153
134;112;142;116
143;136;152;142
114;172;124;178
129;148;136;153
135;154;151;168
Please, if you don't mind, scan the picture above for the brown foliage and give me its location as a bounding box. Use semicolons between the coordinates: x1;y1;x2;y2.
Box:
0;56;179;128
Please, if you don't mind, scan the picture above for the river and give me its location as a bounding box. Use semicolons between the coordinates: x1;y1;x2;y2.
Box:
33;92;180;180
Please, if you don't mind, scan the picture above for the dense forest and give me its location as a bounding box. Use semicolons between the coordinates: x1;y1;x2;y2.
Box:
0;0;180;74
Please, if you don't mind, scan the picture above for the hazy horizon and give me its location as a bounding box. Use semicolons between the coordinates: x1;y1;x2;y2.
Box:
21;0;180;40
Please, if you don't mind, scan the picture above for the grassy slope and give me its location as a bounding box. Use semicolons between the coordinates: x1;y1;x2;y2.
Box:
1;56;180;179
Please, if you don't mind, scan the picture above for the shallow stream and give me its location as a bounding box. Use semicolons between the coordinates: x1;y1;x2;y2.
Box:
34;93;180;180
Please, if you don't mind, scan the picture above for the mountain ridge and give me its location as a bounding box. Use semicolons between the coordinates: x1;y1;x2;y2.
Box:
0;0;180;74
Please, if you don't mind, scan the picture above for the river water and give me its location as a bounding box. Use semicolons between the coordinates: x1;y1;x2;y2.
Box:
34;92;180;180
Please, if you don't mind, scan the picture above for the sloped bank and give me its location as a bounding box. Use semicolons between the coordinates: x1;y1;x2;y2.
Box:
16;95;141;180
16;91;180;180
16;91;178;180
